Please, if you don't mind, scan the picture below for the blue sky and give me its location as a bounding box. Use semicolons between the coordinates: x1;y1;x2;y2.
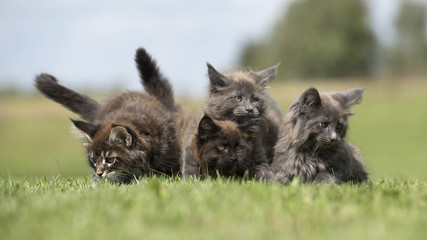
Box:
0;0;425;96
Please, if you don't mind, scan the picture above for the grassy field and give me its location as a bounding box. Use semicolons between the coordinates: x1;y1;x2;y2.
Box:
1;80;427;239
1;177;426;240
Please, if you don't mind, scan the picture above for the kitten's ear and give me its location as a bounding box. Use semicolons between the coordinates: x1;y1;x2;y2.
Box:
71;119;99;144
299;87;322;113
207;63;230;87
198;114;221;140
334;88;365;108
250;63;280;86
109;125;133;148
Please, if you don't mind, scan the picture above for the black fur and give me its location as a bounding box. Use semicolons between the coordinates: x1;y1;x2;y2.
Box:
181;114;273;180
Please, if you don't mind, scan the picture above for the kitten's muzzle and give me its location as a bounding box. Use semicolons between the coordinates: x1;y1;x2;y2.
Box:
245;106;254;113
95;168;104;177
330;132;338;141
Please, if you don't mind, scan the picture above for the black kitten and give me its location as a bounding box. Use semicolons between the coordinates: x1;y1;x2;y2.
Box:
181;114;272;180
271;87;368;184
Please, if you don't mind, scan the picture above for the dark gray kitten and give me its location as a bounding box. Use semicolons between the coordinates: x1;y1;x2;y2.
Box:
271;87;368;184
203;64;283;163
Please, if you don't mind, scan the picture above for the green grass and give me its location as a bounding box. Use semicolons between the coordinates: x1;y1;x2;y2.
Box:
1;177;426;240
1;80;427;239
0;95;88;177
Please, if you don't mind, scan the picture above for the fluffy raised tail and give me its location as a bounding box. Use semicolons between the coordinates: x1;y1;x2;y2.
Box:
135;48;178;111
34;74;101;122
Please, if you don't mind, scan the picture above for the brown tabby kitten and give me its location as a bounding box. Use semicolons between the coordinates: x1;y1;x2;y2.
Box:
181;114;272;180
204;64;283;163
35;74;181;184
272;87;369;184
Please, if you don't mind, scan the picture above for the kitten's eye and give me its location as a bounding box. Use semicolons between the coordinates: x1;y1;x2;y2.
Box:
236;145;244;151
217;145;226;151
234;96;242;102
336;123;343;131
251;97;259;103
105;157;116;164
320;122;328;128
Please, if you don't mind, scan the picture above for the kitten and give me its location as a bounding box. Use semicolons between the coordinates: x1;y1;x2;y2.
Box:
203;64;283;163
271;87;369;184
35;74;181;184
181;114;272;180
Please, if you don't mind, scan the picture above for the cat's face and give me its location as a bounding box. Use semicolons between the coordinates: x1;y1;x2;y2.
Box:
72;120;148;184
289;87;364;152
210;80;265;120
195;115;261;178
205;64;279;122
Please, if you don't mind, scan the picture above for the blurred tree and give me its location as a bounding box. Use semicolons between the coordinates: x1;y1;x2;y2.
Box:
386;0;427;76
240;0;376;80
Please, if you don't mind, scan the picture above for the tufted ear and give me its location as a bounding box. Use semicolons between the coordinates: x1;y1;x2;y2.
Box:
250;63;280;87
198;114;221;141
109;125;133;147
207;63;230;88
334;88;365;109
298;87;322;113
71;119;99;144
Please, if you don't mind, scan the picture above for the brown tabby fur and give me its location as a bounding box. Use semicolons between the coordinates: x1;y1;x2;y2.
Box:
35;74;181;184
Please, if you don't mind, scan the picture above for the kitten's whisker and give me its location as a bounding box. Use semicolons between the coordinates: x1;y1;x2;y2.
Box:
300;138;316;150
311;141;321;156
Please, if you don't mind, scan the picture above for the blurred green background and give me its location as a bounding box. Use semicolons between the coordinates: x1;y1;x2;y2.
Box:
1;0;427;181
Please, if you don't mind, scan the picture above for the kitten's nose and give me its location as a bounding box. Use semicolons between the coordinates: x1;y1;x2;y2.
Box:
245;106;253;112
230;154;237;162
96;168;104;177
